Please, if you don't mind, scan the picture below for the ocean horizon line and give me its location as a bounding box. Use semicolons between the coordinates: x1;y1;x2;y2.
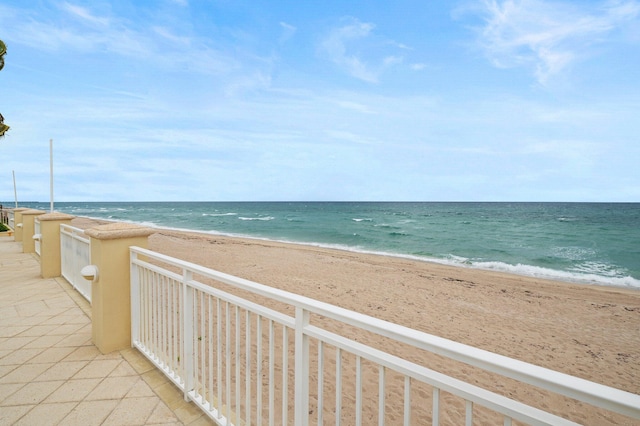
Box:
4;200;640;204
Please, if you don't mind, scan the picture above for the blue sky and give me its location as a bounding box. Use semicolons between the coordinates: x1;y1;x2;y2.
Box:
1;0;639;202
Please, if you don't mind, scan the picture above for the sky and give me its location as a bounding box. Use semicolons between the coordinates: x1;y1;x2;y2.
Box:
1;0;639;202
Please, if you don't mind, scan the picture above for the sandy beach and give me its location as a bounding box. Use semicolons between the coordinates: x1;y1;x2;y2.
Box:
72;218;640;425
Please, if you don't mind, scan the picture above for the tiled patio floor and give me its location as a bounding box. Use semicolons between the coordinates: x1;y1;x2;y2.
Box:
0;235;213;425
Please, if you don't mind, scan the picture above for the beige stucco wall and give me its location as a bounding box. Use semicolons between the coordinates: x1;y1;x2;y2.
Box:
21;210;45;253
85;223;155;354
11;208;29;242
39;212;75;278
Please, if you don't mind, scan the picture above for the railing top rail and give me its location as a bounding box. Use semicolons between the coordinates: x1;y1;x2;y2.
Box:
60;224;90;243
130;245;640;420
60;223;85;233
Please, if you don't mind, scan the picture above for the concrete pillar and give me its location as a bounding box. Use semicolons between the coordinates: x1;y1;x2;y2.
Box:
84;223;155;354
11;208;29;242
38;212;75;278
21;210;45;253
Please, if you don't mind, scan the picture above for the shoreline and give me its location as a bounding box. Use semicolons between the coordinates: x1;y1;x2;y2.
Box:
72;215;640;290
71;217;640;423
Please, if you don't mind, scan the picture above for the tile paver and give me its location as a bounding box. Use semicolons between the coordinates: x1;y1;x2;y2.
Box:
0;405;34;425
126;379;157;398
0;383;25;401
0;236;211;425
14;402;77;426
23;333;68;349
27;346;77;364
64;346;102;362
109;360;138;377
58;399;120;426
0;365;17;378
44;378;101;404
50;323;88;335
34;361;89;382
147;401;183;424
0;362;53;383
0;327;31;339
0;380;65;405
53;332;92;348
0;336;35;351
0;348;42;366
73;359;122;379
102;397;160;425
85;376;140;400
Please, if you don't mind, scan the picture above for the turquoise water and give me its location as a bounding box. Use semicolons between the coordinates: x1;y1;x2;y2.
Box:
14;202;640;289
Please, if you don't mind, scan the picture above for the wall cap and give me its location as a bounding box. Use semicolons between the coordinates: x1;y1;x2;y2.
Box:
85;223;155;240
21;209;46;216
38;212;75;221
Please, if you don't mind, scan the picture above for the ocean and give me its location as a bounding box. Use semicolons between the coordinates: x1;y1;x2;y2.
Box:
10;201;640;289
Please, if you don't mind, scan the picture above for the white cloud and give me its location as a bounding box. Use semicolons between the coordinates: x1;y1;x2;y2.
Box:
2;1;638;202
472;0;640;84
325;130;378;145
2;84;636;201
335;100;376;114
153;26;192;46
3;4;153;56
13;22;95;52
320;19;378;82
223;72;272;97
319;18;409;83
383;55;403;66
521;139;602;175
1;3;246;76
279;22;297;43
61;2;110;27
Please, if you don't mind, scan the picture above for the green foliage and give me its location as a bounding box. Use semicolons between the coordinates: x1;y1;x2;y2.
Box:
1;39;8;137
0;114;8;138
0;223;9;232
0;39;5;71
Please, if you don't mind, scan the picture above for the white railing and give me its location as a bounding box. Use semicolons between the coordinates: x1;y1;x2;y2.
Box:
34;219;41;255
130;246;640;426
60;224;91;302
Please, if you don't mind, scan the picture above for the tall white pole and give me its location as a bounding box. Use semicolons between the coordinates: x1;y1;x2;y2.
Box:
50;138;54;213
12;170;17;208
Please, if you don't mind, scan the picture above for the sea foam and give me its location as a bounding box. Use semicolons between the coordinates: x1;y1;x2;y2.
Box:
469;260;640;289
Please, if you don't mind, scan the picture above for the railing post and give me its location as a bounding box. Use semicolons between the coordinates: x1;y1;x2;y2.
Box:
130;250;140;348
295;306;310;426
432;387;439;426
20;209;45;253
182;270;194;402
34;220;41;255
84;223;154;354
37;213;74;278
